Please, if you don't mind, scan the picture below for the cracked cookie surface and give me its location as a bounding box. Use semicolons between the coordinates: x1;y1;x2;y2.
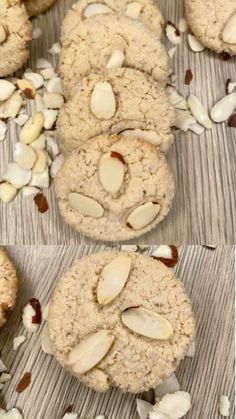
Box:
0;247;18;328
48;251;195;393
55;134;174;241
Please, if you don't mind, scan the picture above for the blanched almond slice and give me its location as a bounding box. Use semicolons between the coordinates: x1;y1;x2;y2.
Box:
222;13;236;44
0;182;17;204
127;202;160;230
98;153;125;193
174;109;197;132
155;374;180;399
30;169;49;188
90;82;116;119
0;80;16;101
187;34;205;52
24;72;44;89
43;92;64;109
97;255;131;305
0;24;7;44
50;154;64;178
0;91;22;118
153;391;191;419
68;193;104;218
67;330;114;374
31;134;46;150
0;120;7;141
120;129;161;146
14;143;37;170
210;92;236;122
125;2;143;18
107;50;125;69
121;307;173;339
187;95;212;129
46;77;63;95
83;3;113;18
48;42;61;55
136;399;154;419
43;109;58;129
20;112;44;144
32;149;48;173
2;163;31;188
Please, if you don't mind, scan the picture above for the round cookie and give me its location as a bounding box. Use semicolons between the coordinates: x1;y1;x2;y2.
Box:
48;251;195;393
55;135;175;241
57;68;174;154
0;0;32;77
24;0;56;16
61;0;164;42
185;0;236;55
59;14;169;95
0;247;18;328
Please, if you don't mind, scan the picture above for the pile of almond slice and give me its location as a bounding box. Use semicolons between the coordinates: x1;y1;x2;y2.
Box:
0;45;65;207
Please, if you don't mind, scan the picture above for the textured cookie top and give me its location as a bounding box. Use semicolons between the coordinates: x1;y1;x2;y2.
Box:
57;68;174;154
61;0;164;41
185;0;236;55
48;251;195;393
0;247;18;328
59;14;168;95
24;0;56;16
55;134;175;241
0;0;32;77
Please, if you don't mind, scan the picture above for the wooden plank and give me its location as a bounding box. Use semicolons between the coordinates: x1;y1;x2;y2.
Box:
0;245;235;418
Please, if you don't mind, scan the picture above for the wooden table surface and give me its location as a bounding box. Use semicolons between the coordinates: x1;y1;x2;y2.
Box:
0;0;235;245
0;245;235;418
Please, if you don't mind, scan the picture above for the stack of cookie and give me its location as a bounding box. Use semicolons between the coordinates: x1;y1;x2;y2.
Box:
56;0;175;241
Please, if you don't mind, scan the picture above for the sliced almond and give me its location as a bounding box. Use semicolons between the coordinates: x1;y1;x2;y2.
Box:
90;81;116;119
125;2;143;18
97;255;131;305
40;68;57;80
43;109;58;129
187;34;205;52
222;12;236;44
67;330;114;374
50;154;64;178
0;120;7;141
165;22;181;45
68;193;104;218
14;143;37;170
121;307;173;340
153;391;191;419
0;182;17;203
24;72;44;89
166;85;188;110
32;149;48;173
98;152;125;193
187;95;212;129
174;109;197;131
136;399;154;419
219;395;230;417
21;186;40;196
48;42;61;55
127;202;160;230
20;112;44;144
16;79;36;99
30;134;46;150
0;24;7;44
46;136;59;158
83;3;113;18
36;58;52;69
43;92;64;109
155;374;180;399
120;129;161;146
46;77;63;95
14;113;29;127
30;168;49;188
151;245;178;267
0;80;16;101
0;91;22;118
107;50;125;69
210;92;236;122
2;163;31;188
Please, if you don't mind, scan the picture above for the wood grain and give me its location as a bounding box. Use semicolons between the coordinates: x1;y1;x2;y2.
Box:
0;245;235;418
0;0;236;244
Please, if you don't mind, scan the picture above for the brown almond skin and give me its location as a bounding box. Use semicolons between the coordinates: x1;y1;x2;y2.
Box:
16;372;32;394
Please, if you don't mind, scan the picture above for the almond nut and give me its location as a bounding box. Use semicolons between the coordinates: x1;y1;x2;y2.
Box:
46;77;63;95
127;202;160;230
2;163;31;188
219;395;230;417
165;22;181;45
120;129;162;146
43;92;64;109
67;330;114;374
20;112;44;144
98;152;125;193
107;50;125;69
187;34;205;52
187;94;212;129
32;149;48;173
0;120;7;141
155;373;180;399
43;109;58;129
14;143;37;170
122;307;173;340
68;193;104;218
90;81;116;119
125;2;143;18
0;91;23;118
0;182;17;204
153;391;191;419
24;72;44;90
97;255;131;305
222;13;236;44
83;3;113;18
16;79;36;99
30;168;49;188
0;80;16;101
210;92;236;122
0;24;7;44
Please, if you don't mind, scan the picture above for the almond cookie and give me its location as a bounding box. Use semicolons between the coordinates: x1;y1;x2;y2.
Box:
0;247;18;328
55;135;175;241
61;0;164;41
48;251;195;393
24;0;56;16
59;14;168;95
57;68;174;154
185;0;236;55
0;0;32;77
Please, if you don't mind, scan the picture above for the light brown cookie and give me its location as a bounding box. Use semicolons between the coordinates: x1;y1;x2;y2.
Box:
48;251;195;393
59;14;169;95
57;68;174;154
61;0;164;41
0;0;32;77
55;134;175;241
185;0;236;55
24;0;56;16
0;247;18;328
